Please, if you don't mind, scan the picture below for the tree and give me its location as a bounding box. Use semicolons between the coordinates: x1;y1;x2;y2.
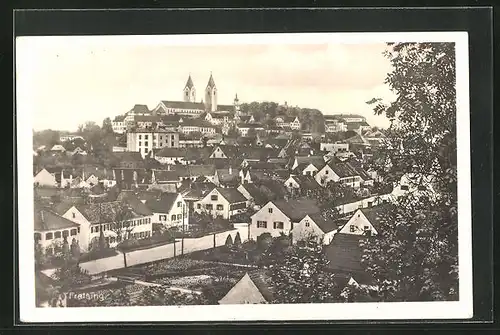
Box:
356;42;458;302
265;237;344;303
111;204;136;267
51;258;92;292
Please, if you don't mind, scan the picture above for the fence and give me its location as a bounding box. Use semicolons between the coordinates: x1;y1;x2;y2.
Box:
78;225;250;275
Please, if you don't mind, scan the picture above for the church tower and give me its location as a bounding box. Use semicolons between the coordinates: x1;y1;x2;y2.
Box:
205;72;217;112
183;74;196;102
234;93;241;115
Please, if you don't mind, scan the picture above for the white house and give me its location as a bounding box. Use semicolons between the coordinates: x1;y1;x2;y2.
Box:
50;144;66;152
236;124;265;137
34;168;58;187
34;207;81;255
194;187;248;219
314;161;366;188
249;199;321;240
291;214;338;245
337;207;382;236
391;173;437;200
61;200;153;252
145;193;189;230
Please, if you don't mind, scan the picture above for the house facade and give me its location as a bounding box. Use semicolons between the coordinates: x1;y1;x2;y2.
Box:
127;130;180;159
291;214;337;245
337;208;379;236
146;193;189;230
194;187;248;219
249;201;293;240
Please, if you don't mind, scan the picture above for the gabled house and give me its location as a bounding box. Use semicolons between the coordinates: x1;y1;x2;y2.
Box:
34;168;58;187
237;183;270;210
34;205;81;255
213;167;241;187
314;161;367;188
236;123;265;137
391;173;437;200
145;193;189;229
194;187;248;219
218;270;274;304
61;199;153;252
288;155;326;171
50;144;66;152
337;206;385;236
209;145;239;159
292;214;338;245
249;198;321;239
284;174;321;193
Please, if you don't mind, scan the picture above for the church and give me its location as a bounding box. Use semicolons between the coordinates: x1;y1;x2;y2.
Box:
152;73;239;117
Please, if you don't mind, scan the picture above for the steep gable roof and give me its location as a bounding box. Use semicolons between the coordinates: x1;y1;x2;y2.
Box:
34;206;79;231
247;270;274;302
130;104;150;114
145;193;180;213
184;74;194;89
306;214;337;233
272;198;321;221
291;175;321;190
216;187;246;204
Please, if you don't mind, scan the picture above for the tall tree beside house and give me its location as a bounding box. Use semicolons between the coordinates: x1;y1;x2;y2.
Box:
353;42;458;302
51;257;92;292
265;237;344;303
111;204;136;267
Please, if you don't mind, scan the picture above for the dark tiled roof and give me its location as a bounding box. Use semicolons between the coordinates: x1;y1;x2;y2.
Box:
133;115;162;123
292;175;321;190
237;123;265;129
153;170;181;182
162;114;184;123
34;207;79;231
245;161;287;170
216;187;246;203
130;104;150;114
293;156;325;169
273;198;321;221
247;270;274;302
145;193;179;213
113;115;126;122
181;119;215;128
112;152;144;163
160;100;205;110
357;205;392;234
306;214;337;233
239;183;269;206
324;233;366;273
327;161;361;178
155;148;185;158
216;168;240;183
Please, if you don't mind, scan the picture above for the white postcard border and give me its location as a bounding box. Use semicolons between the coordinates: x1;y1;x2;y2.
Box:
16;31;472;322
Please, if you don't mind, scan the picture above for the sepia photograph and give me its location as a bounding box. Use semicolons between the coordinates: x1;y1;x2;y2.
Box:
16;31;472;322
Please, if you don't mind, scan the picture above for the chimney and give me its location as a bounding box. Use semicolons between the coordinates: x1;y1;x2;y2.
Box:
167;165;171;171
112;169;116;180
40;210;44;222
229;166;232;175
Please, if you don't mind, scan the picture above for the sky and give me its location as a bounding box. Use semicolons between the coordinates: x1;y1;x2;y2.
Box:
16;34;396;132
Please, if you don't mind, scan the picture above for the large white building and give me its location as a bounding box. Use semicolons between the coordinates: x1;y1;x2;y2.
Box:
126;129;180;158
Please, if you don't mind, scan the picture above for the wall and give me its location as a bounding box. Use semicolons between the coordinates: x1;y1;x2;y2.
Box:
335;194;393;215
78;227;250;275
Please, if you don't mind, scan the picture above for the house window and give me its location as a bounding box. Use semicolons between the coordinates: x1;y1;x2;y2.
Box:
139;141;142;146
54;231;62;239
171;214;176;221
34;233;41;241
268;208;273;214
368;202;373;207
257;221;267;228
70;229;77;236
289;182;293;187
62;230;69;238
305;221;310;227
400;185;409;191
177;201;182;207
197;204;201;209
72;212;76;219
139;135;142;140
177;214;182;220
364;226;370;231
206;204;213;210
325;170;329;175
77;227;80;233
211;195;218;201
145;142;149;147
349;225;355;232
216;204;223;211
273;221;284;229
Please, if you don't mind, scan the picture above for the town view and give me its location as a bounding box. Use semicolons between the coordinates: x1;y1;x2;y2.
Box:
31;41;458;307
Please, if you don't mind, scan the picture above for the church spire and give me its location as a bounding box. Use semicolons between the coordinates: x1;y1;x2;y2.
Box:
185;74;194;89
207;72;216;88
